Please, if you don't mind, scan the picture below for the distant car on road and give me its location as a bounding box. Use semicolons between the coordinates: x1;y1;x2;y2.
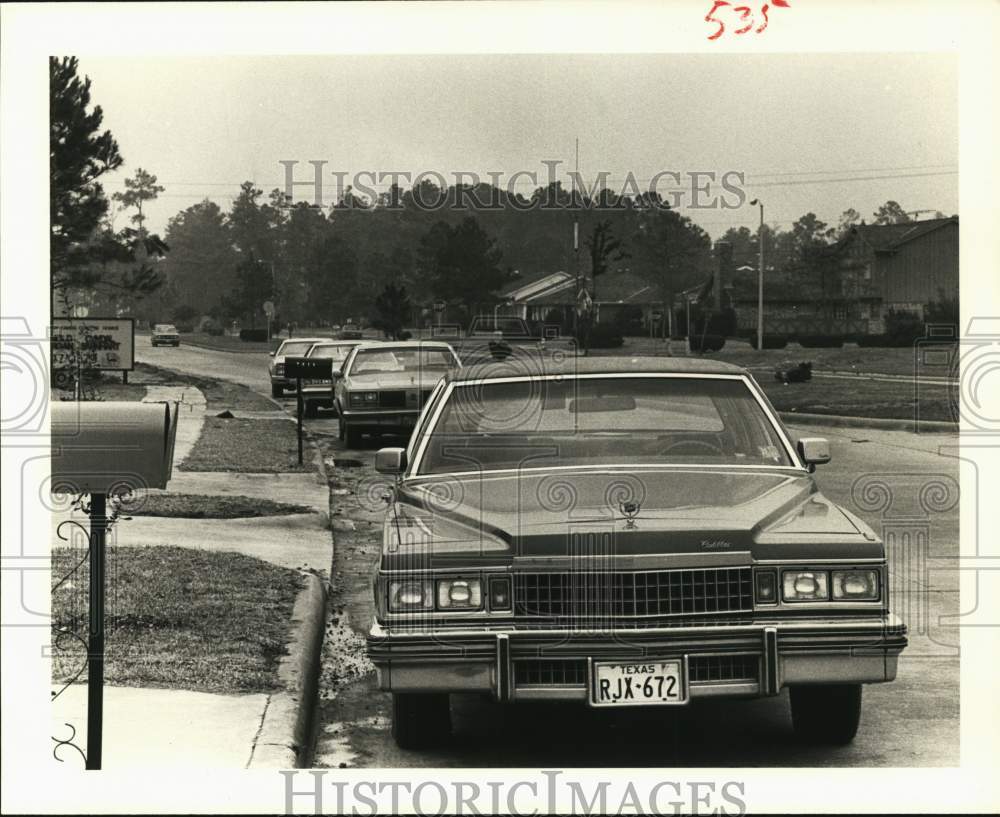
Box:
338;328;364;341
333;341;460;447
268;337;326;397
151;324;180;347
367;356;907;749
300;340;365;417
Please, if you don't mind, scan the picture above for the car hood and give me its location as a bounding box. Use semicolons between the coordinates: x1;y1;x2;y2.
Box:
381;468;882;569
346;371;447;390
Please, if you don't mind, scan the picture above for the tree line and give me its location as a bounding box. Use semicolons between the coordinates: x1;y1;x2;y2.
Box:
51;56;950;335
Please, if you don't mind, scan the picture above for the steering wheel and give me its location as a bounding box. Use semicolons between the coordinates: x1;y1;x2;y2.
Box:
657;438;724;457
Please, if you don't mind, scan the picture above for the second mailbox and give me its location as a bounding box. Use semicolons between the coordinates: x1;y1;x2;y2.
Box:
283;356;333;380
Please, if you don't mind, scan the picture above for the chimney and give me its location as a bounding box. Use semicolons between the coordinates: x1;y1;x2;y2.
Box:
713;241;733;311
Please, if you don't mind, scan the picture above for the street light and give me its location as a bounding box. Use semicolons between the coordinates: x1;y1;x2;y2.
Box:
750;198;765;350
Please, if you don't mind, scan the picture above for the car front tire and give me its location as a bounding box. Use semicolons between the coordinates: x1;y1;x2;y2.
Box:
344;423;362;448
304;401;318;419
789;683;862;745
271;384;283;398
391;692;451;750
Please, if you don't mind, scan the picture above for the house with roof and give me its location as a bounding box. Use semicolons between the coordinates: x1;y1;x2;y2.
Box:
496;269;659;328
731;216;958;336
851;216;958;319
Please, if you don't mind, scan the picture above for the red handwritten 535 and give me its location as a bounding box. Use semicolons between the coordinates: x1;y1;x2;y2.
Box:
705;0;790;41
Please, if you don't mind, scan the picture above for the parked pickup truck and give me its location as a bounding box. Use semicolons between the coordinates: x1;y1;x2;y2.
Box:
435;316;577;364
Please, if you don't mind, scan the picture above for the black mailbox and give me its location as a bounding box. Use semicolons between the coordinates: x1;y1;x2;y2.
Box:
284;356;333;379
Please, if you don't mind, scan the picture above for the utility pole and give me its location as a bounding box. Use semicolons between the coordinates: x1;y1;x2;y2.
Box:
573;138;580;337
751;198;765;349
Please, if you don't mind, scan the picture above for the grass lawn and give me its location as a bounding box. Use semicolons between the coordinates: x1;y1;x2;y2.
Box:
180;333;284;354
51;372;148;403
595;337;958;379
51;546;303;693
179;417;311;472
125;492;312;519
758;376;957;422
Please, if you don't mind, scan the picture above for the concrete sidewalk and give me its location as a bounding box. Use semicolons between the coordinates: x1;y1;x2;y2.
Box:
50;383;333;768
51;685;268;769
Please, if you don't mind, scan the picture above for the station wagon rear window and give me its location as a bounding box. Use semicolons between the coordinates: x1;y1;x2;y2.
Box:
417;376;793;474
350;348;456;375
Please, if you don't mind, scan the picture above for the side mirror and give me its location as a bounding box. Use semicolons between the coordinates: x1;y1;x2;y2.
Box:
797;437;831;469
331;369;343;379
375;447;407;475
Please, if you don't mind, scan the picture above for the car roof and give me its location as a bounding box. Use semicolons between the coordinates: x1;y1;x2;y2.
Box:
278;336;327;345
447;355;747;382
353;340;455;350
307;340;359;350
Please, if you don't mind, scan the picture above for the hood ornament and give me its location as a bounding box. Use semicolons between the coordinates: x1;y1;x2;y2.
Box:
619;501;640;529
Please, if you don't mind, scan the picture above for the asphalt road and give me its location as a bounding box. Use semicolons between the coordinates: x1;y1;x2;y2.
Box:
137;336;961;768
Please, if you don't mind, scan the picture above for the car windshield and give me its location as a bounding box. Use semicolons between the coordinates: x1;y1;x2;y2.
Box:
417;376;793;474
154;325;176;332
309;344;354;360
278;341;315;357
349;348;456;376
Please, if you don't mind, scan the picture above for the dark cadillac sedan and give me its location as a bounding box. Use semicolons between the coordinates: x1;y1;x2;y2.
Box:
367;357;906;749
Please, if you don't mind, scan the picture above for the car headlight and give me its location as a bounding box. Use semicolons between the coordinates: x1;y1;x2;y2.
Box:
349;391;379;406
832;569;880;601
388;580;433;611
436;578;482;610
275;363;285;376
782;570;830;601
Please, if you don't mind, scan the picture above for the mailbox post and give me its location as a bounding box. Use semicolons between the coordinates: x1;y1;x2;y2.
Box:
283;356;333;464
50;401;179;770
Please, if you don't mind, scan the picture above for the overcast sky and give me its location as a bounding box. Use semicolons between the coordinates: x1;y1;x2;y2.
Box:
80;52;958;239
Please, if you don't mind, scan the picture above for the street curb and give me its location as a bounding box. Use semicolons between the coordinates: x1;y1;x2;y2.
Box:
248;572;328;768
779;411;958;433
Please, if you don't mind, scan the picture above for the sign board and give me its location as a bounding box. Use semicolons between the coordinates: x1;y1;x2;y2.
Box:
263;300;275;317
284;356;333;379
51;318;135;372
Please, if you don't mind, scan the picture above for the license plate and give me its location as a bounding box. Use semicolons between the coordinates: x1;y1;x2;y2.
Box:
304;379;331;386
590;659;686;707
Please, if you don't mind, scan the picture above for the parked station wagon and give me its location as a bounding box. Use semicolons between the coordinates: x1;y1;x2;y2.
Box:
268;337;326;397
368;357;907;748
334;341;461;447
300;340;363;417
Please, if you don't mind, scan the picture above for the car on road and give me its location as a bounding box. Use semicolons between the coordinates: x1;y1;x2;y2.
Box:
300;340;364;417
367;356;907;749
334;341;461;447
268;337;326;397
151;324;180;347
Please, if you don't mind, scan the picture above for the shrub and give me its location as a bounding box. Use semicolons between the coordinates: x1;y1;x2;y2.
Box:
797;334;845;348
174;321;195;334
203;318;224;336
689;334;726;353
615;305;645;337
883;309;926;347
239;328;269;342
582;323;624;349
748;334;789;350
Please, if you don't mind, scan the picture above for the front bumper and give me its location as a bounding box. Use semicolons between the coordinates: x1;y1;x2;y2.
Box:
341;408;419;430
367;615;907;702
